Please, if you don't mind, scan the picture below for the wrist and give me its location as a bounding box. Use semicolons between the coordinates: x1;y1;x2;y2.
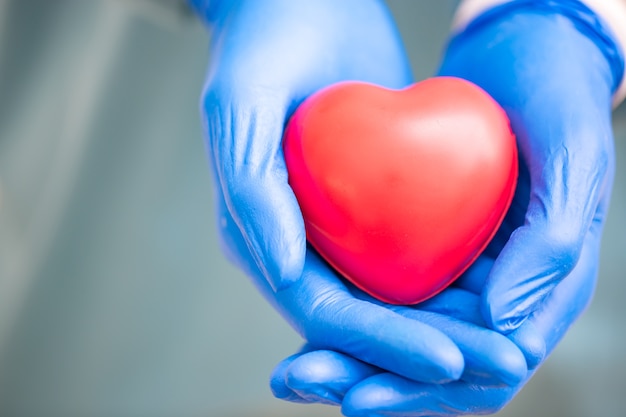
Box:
453;0;626;107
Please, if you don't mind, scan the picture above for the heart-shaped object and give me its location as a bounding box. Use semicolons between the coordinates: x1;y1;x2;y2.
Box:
284;77;517;305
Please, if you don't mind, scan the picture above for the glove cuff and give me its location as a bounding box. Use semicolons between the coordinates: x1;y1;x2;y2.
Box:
453;0;626;107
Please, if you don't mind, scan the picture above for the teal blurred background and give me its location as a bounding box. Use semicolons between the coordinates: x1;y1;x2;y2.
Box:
0;1;624;416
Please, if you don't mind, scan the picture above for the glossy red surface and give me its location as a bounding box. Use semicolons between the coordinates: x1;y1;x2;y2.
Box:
284;77;517;304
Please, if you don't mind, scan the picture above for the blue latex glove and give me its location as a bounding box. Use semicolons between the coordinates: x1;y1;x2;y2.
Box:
270;1;623;415
190;0;539;386
442;0;624;333
190;0;414;291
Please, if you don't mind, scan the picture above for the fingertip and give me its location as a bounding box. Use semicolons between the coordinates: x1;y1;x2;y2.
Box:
438;344;465;382
456;329;527;387
398;329;464;383
486;341;528;386
284;351;342;390
508;323;546;370
284;350;375;406
407;326;465;383
230;178;307;291
341;374;412;417
435;313;528;386
266;268;295;292
269;378;299;402
255;227;305;292
480;220;580;335
269;358;304;403
341;382;388;417
271;241;306;291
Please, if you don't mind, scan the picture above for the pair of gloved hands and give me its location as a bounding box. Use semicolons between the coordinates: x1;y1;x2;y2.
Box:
190;0;623;415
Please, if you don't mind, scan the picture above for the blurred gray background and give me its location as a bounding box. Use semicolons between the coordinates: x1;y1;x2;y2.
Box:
0;1;624;416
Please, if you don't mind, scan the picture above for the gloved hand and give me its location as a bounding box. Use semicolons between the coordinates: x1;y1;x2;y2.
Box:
191;0;540;386
440;0;624;333
269;1;623;415
191;0;414;292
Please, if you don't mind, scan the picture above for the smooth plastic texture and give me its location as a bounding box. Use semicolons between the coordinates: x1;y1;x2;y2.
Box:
270;1;623;415
284;77;517;305
194;0;533;392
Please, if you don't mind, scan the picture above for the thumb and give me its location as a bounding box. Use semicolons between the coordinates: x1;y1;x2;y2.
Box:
482;118;614;333
202;86;306;291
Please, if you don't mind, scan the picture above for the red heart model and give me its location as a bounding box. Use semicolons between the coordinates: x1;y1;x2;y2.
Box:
283;77;517;305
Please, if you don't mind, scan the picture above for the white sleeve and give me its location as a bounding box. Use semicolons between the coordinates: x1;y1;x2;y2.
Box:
451;0;626;107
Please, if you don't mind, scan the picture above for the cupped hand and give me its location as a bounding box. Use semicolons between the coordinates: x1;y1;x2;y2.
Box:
438;0;623;333
197;0;412;291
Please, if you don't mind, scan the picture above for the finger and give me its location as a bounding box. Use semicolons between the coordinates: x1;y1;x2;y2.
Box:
506;321;545;370
482;115;614;332
202;87;306;291
392;299;527;386
270;347;314;404
342;372;519;417
436;276;546;369
275;251;465;384
283;350;381;405
527;212;606;354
